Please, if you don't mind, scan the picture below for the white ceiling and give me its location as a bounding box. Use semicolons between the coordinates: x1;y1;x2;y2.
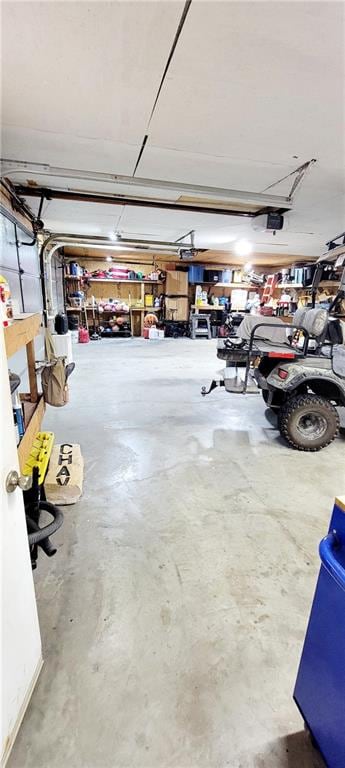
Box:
1;1;184;171
1;0;344;260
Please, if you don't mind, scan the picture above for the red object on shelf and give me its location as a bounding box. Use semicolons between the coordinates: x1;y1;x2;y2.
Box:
107;268;129;280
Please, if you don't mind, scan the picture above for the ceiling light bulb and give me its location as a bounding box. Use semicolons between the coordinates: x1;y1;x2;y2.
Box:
234;239;253;257
106;256;112;262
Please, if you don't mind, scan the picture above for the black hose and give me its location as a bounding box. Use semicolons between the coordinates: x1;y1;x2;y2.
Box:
26;516;58;557
26;501;64;545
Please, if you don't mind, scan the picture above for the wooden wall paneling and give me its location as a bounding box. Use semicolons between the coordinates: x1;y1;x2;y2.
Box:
87;281;141;304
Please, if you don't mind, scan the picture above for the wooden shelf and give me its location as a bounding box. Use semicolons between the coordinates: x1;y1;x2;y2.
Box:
89;278;163;285
67;306;131;314
4;313;41;358
5;314;44;471
276;283;303;289
65;275;83;281
18;396;45;473
199;282;261;288
275;281;339;291
307;281;340;290
98;309;129;314
130;306;162;312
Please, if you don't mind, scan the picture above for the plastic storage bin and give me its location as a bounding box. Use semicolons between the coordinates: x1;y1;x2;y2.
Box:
204;269;222;283
188;265;204;283
294;496;345;768
52;331;73;364
222;269;233;284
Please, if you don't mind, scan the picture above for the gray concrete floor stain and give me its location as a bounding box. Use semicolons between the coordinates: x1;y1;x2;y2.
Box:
9;339;344;768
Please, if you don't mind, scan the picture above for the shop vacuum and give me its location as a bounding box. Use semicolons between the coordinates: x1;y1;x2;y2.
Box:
24;467;64;569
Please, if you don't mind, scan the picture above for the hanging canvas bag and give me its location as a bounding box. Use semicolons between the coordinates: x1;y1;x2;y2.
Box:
41;331;74;407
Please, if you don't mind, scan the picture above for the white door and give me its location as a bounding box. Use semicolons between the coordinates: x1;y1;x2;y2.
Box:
0;324;42;765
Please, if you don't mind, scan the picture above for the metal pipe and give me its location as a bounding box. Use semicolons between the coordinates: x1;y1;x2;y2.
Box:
262;159;316;200
113;235;204;250
18;195;45;246
39;231;184;321
13;185;276;217
39;243;48;327
1;158;293;208
175;229;195;246
41;236;183;255
41;232;182;248
40;232;178;247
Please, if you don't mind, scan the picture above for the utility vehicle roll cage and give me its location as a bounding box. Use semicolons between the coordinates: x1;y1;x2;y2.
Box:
202;321;310;396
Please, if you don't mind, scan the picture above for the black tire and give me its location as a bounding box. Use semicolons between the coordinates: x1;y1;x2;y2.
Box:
262;389;284;411
279;394;340;451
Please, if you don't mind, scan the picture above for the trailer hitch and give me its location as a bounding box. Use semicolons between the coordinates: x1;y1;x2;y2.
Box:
201;379;225;396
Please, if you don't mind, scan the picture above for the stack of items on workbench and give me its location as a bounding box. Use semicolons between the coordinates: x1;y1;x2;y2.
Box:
64;260;168;338
186;264;263;338
260;262;342;320
63;257;344;341
84;266;163;281
142;311;165;340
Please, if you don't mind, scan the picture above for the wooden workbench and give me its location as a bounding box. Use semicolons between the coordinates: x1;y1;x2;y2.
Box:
5;313;44;471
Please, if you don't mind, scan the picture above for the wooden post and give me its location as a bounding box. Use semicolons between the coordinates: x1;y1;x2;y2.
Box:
26;339;38;403
140;283;145;336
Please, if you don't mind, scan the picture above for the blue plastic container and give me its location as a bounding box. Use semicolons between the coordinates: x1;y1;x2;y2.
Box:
69;261;79;276
294;496;345;767
188;265;204;283
222;269;233;284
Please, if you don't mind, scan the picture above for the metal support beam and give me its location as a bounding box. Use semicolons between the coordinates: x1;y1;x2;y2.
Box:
1;158;293;209
262;159;316;200
175;229;195;247
13;185;289;218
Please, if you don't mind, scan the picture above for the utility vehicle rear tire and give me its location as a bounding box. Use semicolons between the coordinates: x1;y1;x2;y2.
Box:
279;394;339;451
262;389;284;411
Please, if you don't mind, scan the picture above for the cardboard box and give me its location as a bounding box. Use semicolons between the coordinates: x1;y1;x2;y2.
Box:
144;327;165;339
165;270;188;296
165;297;189;321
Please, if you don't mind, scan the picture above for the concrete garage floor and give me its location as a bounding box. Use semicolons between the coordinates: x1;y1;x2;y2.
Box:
10;339;344;768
